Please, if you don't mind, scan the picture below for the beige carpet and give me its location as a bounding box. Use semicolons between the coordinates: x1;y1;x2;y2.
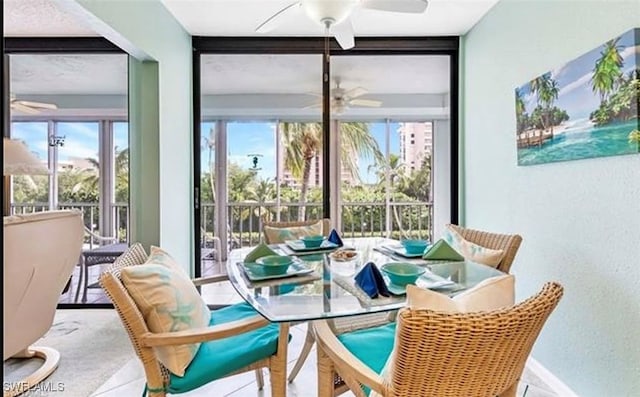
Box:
4;309;135;397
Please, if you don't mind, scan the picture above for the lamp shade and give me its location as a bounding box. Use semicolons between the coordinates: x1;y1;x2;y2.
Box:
3;138;50;175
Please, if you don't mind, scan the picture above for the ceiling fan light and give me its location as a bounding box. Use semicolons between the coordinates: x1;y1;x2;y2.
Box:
302;0;358;27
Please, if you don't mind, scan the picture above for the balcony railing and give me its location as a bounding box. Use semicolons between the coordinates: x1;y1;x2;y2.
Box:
12;200;432;253
11;202;130;249
202;201;433;249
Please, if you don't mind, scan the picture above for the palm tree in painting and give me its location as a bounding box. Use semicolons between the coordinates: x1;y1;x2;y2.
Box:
515;87;527;134
591;37;624;103
281;122;382;221
539;78;560;137
529;73;558;145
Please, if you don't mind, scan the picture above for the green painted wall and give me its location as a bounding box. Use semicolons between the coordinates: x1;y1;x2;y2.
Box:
72;0;194;273
128;58;160;250
463;1;640;395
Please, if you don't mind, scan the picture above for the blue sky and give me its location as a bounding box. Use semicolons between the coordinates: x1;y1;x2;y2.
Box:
13;118;402;186
200;121;401;185
518;28;638;121
12;121;129;165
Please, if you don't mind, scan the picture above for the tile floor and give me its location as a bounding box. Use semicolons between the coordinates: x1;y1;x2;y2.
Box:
90;323;559;397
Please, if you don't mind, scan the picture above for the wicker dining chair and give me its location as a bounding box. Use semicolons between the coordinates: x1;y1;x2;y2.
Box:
261;218;332;382
99;243;289;397
446;224;523;274
262;218;332;244
314;282;563;397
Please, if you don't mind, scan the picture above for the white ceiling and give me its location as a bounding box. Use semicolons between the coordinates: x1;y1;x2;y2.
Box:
162;0;499;37
3;0;98;37
5;0;492;119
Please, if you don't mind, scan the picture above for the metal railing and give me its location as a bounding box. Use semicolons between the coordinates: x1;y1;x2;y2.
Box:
10;202;130;248
12;199;431;252
201;201;432;249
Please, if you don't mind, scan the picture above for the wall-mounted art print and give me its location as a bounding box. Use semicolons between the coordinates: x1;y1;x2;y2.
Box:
516;28;639;166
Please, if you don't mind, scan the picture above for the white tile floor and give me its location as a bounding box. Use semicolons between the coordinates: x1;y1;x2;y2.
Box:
90;323;558;397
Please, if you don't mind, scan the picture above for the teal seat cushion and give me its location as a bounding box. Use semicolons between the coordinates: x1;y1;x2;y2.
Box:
167;303;281;394
337;322;396;396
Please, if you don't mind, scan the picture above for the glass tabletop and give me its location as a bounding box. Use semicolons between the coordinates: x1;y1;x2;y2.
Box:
226;237;504;323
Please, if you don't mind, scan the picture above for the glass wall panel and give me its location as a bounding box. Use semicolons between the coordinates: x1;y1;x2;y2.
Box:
331;55;448;241
9;52;128;305
199;54;323;280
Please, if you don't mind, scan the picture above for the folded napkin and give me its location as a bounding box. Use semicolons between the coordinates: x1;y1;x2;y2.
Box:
244;243;278;263
422;239;464;261
328;229;344;247
354;262;390;299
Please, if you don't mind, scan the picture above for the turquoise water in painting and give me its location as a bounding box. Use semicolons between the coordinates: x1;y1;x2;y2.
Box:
518;120;640;166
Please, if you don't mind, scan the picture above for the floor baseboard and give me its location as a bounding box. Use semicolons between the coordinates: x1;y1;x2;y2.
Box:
527;357;579;397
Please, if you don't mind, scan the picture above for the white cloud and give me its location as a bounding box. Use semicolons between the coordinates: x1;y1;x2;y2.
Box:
558;71;594;97
59;142;98;162
621;44;639;61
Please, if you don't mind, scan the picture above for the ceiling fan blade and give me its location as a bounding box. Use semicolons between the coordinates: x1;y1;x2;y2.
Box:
361;0;428;13
345;86;368;99
256;2;301;33
350;99;383;107
11;102;41;114
332;19;355;50
18;100;57;110
302;101;322;110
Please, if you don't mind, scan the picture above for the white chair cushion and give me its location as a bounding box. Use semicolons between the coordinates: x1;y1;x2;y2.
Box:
442;225;505;268
371;275;515;397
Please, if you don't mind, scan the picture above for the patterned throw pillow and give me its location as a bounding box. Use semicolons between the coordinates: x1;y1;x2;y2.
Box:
370;275;515;397
442;225;505;267
120;246;210;376
263;221;323;244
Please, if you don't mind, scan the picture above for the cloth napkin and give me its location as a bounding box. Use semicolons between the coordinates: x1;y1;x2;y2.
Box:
422;239;464;261
328;229;344;247
354;262;390;299
244;243;278;263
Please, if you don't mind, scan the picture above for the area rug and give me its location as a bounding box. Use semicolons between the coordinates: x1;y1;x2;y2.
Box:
4;309;135;397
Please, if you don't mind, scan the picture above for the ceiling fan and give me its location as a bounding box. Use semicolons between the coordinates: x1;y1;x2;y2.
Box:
256;0;429;50
10;94;58;114
304;78;382;114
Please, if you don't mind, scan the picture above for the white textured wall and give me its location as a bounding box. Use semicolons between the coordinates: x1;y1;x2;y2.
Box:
463;1;640;396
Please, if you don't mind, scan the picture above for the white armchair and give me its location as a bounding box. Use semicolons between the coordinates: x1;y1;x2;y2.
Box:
4;210;84;396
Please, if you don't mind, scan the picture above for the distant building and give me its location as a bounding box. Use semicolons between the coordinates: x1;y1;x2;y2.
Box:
398;122;433;173
277;148;358;188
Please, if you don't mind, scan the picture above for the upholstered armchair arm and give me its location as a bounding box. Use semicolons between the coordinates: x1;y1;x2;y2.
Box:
313;320;386;396
140;315;269;347
191;274;229;286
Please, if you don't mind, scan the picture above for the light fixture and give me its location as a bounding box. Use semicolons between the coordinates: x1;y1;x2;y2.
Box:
3;138;50;216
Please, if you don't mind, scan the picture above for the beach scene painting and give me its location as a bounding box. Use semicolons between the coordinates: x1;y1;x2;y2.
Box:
516;28;639;166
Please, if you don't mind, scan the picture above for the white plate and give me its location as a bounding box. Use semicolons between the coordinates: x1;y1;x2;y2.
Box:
383;271;456;296
328;250;359;262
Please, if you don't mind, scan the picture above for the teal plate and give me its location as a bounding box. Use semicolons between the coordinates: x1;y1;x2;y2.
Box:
241;261;314;281
285;239;339;252
381;243;429;258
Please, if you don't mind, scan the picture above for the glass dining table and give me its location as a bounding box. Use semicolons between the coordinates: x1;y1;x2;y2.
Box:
226;237;504;323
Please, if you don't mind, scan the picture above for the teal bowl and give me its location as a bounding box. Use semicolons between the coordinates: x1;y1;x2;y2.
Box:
301;235;324;248
381;262;426;286
256;255;293;276
401;239;429;255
